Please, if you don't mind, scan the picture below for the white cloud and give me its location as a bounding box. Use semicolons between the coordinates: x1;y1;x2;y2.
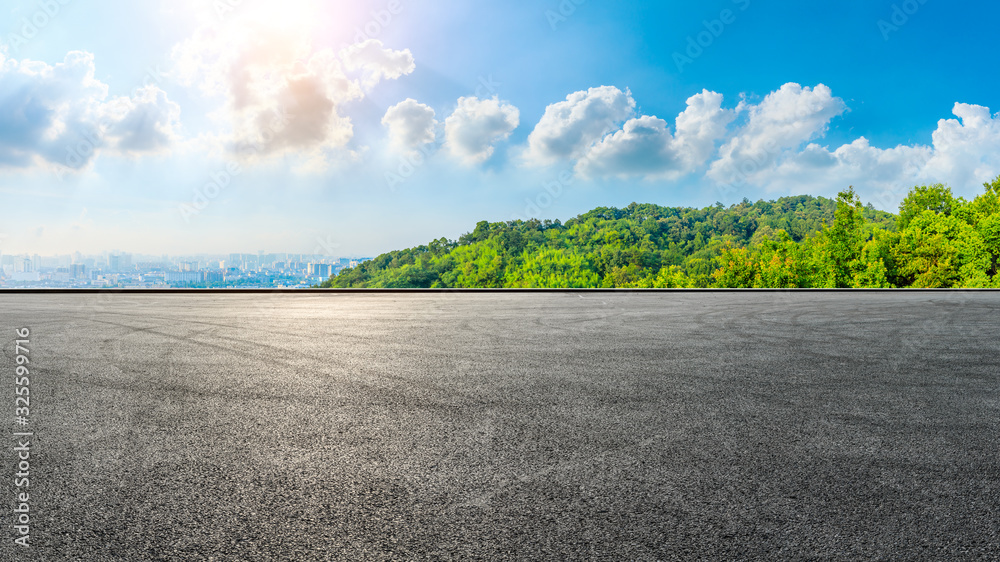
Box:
747;139;931;199
524;86;636;166
527;82;1000;205
341;40;415;91
575;116;681;179
674;90;737;169
0;51;180;172
444;96;520;165
104;85;182;153
574;90;734;180
748;103;1000;207
708;83;846;185
172;25;414;169
924;103;1000;188
382;99;437;151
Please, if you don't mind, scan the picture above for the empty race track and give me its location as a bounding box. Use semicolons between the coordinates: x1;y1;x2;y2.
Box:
1;292;999;560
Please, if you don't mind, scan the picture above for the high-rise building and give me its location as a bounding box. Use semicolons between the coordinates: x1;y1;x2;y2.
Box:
308;263;333;278
108;253;133;273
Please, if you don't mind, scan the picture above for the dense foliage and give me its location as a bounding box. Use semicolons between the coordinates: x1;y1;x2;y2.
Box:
321;177;1000;289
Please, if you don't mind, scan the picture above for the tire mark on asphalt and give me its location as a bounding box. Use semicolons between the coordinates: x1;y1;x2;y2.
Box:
78;316;498;410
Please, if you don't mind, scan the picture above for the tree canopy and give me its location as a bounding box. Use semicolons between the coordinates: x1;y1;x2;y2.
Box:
320;178;1000;289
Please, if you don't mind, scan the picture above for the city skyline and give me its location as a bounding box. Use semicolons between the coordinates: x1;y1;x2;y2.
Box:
0;249;371;288
2;1;1000;257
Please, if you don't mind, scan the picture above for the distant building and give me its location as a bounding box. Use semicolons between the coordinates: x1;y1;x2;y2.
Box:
166;271;204;284
71;264;87;279
11;272;40;282
108;253;132;273
308;263;333;278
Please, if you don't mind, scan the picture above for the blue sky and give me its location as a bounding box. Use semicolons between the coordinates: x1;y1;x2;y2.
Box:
2;0;999;256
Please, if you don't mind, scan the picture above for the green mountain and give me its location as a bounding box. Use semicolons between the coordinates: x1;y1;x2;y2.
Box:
321;178;1000;289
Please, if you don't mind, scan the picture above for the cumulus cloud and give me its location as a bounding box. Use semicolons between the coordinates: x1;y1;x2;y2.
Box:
574;90;734;179
674;90;737;169
342;40;415;91
576;116;681;179
707;83;846;185
0;51;180;172
104;85;182;153
525;82;1000;205
749;103;1000;206
444;96;520;165
524;86;636;166
746;139;929;198
382;99;437;151
172;26;414;168
924;103;1000;187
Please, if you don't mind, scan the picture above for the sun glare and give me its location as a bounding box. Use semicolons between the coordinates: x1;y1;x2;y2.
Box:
236;0;322;29
172;0;377;52
227;0;364;46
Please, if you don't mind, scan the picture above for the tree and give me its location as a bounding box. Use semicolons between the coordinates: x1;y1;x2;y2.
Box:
853;230;898;288
711;246;756;288
813;187;866;287
892;211;988;288
640;266;692;288
504;248;599;288
319;183;997;289
897;184;957;230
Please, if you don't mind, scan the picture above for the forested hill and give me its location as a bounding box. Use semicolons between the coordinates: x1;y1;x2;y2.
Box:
321;178;1000;289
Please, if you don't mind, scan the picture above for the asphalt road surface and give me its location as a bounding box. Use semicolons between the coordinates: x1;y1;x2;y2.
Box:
1;292;999;561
